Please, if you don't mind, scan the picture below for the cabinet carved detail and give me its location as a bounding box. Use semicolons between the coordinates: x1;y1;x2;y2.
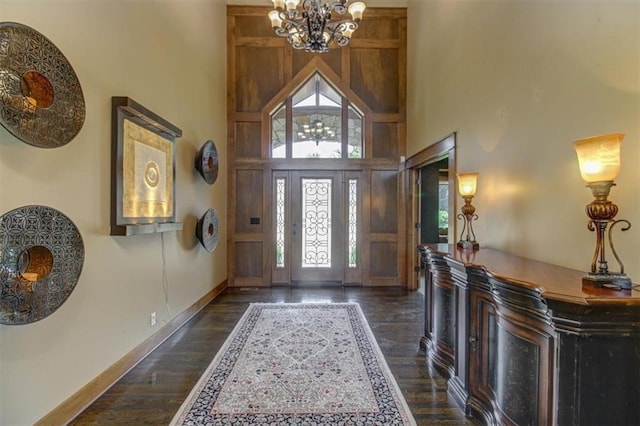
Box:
419;244;640;426
496;327;539;425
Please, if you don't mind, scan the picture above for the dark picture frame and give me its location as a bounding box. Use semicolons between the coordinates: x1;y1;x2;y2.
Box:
110;97;183;236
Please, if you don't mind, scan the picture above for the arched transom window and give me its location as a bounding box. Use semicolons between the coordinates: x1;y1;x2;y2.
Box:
271;72;363;159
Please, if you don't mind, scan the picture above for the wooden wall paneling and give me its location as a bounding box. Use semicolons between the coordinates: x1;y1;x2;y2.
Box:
284;41;293;90
235;170;263;233
227;5;271;16
235;121;262;159
229;6;407;287
372;122;399;159
397;167;407;287
341;46;350;86
285;98;292;158
228;159;237;285
341;98;348;159
363;108;373;160
371;113;402;122
348;39;401;49
398;119;406;159
369;167;399;286
234;241;263;279
227;14;237;110
370;241;398;284
349;48;400;113
236;46;285;112
361;168;372;286
234;15;275;38
234;38;286;48
293;49;342;79
398;17;407;118
370;170;398;234
355;16;400;40
261;166;272;285
227;14;237;286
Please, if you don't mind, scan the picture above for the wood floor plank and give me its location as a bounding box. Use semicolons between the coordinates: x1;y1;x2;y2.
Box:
71;287;476;425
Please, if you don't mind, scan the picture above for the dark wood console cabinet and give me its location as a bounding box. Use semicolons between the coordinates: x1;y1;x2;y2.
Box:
418;244;640;426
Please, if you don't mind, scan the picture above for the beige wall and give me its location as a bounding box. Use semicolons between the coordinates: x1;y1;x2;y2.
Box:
0;1;227;424
407;0;640;280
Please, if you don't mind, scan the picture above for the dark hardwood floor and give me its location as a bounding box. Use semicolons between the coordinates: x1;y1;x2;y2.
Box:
71;287;475;425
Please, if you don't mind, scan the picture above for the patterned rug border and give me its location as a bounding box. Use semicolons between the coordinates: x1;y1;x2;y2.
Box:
170;302;416;425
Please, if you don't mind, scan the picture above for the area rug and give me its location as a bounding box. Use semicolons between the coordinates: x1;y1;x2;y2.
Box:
170;302;416;425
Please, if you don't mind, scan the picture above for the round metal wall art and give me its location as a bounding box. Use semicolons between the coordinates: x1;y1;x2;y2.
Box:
0;205;85;325
194;140;219;185
196;208;219;252
0;22;86;148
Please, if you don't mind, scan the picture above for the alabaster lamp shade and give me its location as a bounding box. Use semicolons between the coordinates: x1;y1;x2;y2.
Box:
573;133;623;183
285;0;300;11
457;172;478;197
269;10;283;28
348;2;366;21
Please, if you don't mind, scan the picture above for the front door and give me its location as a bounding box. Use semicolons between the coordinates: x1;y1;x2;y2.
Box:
291;171;345;284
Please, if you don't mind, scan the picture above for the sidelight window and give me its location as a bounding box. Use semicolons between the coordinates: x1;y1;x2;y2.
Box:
348;178;358;268
275;178;286;268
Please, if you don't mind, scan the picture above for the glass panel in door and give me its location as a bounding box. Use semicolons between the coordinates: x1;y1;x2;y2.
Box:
291;171;344;284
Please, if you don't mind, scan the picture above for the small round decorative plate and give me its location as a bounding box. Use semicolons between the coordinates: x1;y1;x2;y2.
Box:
0;22;86;148
0;205;85;325
196;208;219;252
194;140;219;185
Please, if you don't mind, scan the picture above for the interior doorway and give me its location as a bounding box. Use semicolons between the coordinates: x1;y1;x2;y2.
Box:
404;133;456;290
419;158;450;244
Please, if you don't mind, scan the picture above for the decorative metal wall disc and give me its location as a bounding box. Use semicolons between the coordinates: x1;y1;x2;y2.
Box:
194;140;219;185
0;205;85;325
196;208;219;252
0;22;86;148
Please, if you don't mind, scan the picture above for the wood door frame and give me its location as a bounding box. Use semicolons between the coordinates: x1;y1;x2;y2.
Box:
271;169;365;286
404;133;456;290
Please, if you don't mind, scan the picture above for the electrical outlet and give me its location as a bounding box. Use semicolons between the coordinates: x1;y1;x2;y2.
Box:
150;312;157;327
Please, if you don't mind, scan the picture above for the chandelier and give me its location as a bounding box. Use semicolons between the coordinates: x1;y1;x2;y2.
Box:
268;0;366;53
298;118;337;145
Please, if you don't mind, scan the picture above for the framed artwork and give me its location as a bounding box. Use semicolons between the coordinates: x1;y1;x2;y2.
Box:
111;97;183;236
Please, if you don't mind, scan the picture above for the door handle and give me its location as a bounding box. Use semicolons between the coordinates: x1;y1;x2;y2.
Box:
292;222;297;235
